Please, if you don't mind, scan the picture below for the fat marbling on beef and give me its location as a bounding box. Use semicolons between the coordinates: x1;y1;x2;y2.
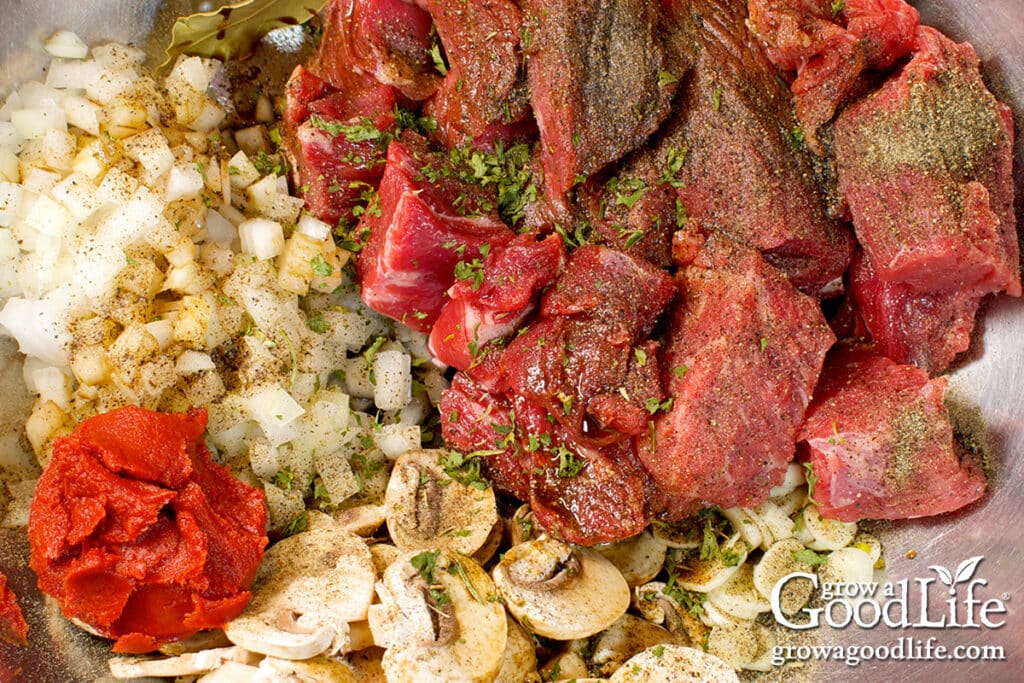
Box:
800;347;986;521
357;134;514;332
521;0;677;211
639;234;835;517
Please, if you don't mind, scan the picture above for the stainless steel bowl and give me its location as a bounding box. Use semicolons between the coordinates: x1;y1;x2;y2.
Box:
0;1;1021;680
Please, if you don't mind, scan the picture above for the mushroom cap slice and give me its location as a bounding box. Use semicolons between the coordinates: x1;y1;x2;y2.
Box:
369;550;507;682
588;614;678;677
494;614;539;683
224;521;376;660
493;536;630;641
594;531;668;587
259;655;358;682
607;644;739;682
384;449;499;556
108;647;258;679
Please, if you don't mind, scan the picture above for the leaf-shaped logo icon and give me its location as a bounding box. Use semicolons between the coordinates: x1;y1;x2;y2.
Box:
953;556;984;584
930;565;954;586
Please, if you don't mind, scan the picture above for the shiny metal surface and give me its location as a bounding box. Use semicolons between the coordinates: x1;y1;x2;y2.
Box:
0;1;1021;681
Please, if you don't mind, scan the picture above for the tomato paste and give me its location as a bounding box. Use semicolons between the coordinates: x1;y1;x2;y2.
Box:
27;406;267;653
0;573;27;646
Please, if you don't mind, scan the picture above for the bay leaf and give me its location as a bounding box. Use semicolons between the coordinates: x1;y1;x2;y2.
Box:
161;0;328;71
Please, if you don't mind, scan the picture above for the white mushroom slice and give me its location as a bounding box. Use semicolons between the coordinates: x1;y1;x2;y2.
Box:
510;504;540;545
369;542;402;576
794;504;857;551
706;563;771;621
650;518;701;549
589;614;678;677
632;583;708;649
108;646;258;679
369;550;507;682
348;620;376;652
333;503;386;536
752;538;815;615
197;660;267;682
494;614;538;683
698;599;741;629
705;620;761;670
493;536;630;641
741;624;777;672
672;534;749;593
224;523;375;660
768;462;806;498
540;651;589;681
607;644;739;682
595;531;667;586
348;647;386;682
719;508;762;549
384;449;499;556
473;518;505;566
259;655;357;682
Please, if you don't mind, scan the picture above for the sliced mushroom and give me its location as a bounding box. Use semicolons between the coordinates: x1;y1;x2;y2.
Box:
473;518;505;566
259;654;358;682
494;614;538;683
594;531;668;587
589;614;679;677
493;536;630;641
347;646;387;683
385;449;499;556
751;538;815;615
607;644;739;682
706;620;774;672
108;646;259;679
768;462;806;498
650;518;702;549
719;508;762;549
706;563;771;621
196;660;265;682
369;550;507;682
744;499;797;550
157;630;233;656
510;504;541;545
632;582;708;649
224;519;376;660
333;503;387;536
369;542;402;576
671;534;749;593
539;651;590;681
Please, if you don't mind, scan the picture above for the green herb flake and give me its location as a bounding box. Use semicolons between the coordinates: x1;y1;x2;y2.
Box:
310;254;333;277
794;548;830;566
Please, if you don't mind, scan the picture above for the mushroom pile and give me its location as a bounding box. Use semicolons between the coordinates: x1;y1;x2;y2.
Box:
107;456;882;681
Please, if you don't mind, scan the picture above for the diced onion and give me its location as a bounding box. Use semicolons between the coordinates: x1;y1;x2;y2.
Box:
43;31;89;60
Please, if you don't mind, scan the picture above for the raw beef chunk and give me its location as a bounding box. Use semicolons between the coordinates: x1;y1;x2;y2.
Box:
834;26;1020;299
849;249;981;374
800;347;986;521
747;0;919;150
521;0;677;210
639;235;835;516
420;0;531;147
312;0;439;100
428;233;565;373
357;135;514;332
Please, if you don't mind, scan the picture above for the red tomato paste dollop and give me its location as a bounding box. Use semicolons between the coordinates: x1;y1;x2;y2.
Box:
27;406;267;653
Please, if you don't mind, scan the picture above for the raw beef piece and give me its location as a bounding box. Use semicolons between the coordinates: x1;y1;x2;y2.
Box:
747;0;919;150
639;235;835;516
312;0;439;101
499;246;676;443
849;250;981;374
645;0;855;296
525;408;653;545
440;374;529;501
521;0;677;210
428;233;565;373
577;176;679;268
420;0;531;147
834;26;1021;298
282;66;397;226
357;135;515;332
800;347;986;521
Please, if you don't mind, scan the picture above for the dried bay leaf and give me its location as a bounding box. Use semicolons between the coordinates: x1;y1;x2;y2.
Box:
161;0;327;70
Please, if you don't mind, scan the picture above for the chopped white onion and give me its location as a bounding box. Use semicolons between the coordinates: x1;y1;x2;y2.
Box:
43;31;90;60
